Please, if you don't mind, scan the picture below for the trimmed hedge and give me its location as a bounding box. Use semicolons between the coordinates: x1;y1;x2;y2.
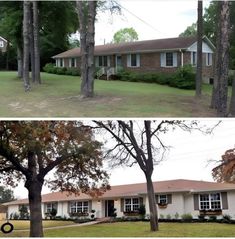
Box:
116;65;196;90
43;63;80;76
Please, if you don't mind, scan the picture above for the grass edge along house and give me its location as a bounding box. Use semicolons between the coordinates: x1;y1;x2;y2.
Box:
3;179;235;220
52;36;215;83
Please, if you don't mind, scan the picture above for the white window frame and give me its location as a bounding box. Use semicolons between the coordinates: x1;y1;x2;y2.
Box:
45;203;57;213
158;194;168;204
0;41;3;48
70;201;89;213
124;198;140;212
160;52;177;67
127;54;140;68
199;193;221;211
97;56;110;67
69;58;77;68
58;58;64;67
206;53;212;66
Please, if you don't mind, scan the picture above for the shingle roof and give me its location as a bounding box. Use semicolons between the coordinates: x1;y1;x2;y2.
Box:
3;179;235;206
52;36;198;59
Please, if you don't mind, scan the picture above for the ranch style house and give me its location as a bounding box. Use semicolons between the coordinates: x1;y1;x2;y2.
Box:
52;36;215;83
3;179;235;220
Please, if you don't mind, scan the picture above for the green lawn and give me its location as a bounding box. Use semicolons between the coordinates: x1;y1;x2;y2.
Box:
0;221;235;237
0;71;219;117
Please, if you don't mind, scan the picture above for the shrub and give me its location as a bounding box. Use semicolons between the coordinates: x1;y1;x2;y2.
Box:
198;214;205;221
222;214;231;223
43;63;55;73
170;65;195;89
66;68;80;76
174;212;179;219
138;205;146;219
166;214;171;220
159;214;164;219
208;215;217;222
181;213;193;222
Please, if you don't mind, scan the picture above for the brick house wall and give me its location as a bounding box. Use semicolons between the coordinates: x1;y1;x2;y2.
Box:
57;51;214;83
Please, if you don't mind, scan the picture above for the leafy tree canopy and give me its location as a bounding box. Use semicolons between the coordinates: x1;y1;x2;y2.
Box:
112;27;138;43
212;147;235;183
0;186;15;204
0;121;109;194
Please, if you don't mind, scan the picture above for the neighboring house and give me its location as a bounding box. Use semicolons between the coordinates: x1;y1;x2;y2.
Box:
52;36;215;83
3;179;235;219
0;205;7;220
0;36;8;53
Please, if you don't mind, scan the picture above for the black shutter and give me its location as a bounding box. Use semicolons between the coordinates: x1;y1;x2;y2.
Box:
88;200;92;212
155;195;159;204
193;194;199;210
139;197;144;206
221;192;228;209
167;194;172;204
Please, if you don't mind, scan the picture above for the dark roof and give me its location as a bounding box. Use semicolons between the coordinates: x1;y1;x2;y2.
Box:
3;179;235;206
53;36;200;59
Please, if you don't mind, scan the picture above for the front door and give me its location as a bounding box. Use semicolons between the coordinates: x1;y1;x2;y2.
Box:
116;55;122;72
105;200;114;217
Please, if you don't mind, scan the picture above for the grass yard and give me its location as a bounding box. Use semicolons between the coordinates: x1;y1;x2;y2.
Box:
0;71;221;117
0;221;235;237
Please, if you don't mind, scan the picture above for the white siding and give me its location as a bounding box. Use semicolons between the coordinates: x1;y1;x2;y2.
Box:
187;41;214;53
7;205;19;218
222;191;235;219
158;193;184;218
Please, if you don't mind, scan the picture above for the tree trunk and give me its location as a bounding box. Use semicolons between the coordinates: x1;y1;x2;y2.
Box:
25;179;44;237
5;40;10;70
216;1;230;117
145;174;158;231
33;1;41;84
17;45;23;78
29;3;35;83
195;0;203;97
211;2;221;109
229;72;235;116
23;1;31;91
77;1;96;98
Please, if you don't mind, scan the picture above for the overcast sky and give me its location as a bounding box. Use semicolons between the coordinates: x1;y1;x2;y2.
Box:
94;0;211;45
10;119;235;199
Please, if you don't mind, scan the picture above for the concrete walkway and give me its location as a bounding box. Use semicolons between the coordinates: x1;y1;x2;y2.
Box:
14;220;101;232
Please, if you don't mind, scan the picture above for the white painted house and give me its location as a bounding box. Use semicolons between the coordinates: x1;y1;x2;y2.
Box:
3;179;235;219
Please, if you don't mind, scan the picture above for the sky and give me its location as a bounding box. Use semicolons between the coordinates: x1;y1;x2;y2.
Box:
93;0;211;45
10;119;235;199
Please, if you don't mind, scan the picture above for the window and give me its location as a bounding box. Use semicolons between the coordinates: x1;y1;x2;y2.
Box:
206;53;212;66
199;193;221;210
158;195;168;205
191;52;197;66
70;201;89;213
69;58;76;67
0;41;3;48
161;52;177;67
127;54;140;67
124;198;140;212
166;52;173;66
59;58;64;67
98;56;108;67
45;203;57;213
